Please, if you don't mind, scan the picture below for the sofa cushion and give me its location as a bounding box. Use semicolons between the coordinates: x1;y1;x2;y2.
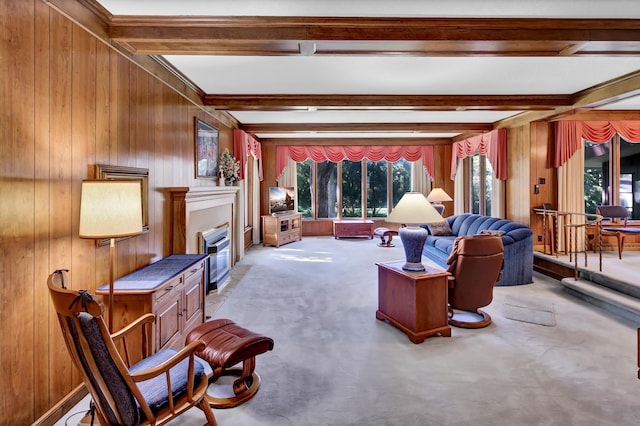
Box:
427;221;453;236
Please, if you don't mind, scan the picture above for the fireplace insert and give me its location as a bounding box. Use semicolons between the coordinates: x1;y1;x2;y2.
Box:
199;225;231;293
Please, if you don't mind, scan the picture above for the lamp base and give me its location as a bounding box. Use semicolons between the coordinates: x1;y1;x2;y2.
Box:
399;226;429;272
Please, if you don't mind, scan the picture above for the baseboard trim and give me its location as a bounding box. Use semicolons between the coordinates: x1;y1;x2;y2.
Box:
32;384;87;426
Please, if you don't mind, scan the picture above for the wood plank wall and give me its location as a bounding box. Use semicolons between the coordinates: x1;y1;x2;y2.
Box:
0;2;234;423
506;124;533;225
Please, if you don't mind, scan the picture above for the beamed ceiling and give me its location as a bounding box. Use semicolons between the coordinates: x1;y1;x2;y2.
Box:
46;0;640;145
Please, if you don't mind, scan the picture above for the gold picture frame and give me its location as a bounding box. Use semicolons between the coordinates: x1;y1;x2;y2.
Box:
93;164;149;246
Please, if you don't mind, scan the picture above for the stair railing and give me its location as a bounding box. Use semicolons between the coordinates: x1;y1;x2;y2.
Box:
534;208;603;280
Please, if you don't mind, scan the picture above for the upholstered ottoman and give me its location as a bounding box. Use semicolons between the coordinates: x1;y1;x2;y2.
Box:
185;319;274;408
374;227;398;247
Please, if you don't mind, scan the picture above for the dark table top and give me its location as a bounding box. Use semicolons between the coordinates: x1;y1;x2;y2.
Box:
97;254;208;292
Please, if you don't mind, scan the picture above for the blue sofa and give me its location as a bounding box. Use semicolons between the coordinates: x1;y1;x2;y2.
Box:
422;214;533;286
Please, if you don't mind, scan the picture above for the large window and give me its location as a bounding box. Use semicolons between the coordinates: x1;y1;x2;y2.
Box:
295;158;412;219
584;136;640;219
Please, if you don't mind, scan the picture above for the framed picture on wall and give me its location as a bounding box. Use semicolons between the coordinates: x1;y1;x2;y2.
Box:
195;118;219;179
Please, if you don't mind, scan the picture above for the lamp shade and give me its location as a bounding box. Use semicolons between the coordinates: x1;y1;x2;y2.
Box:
79;180;143;239
427;188;453;203
387;192;443;225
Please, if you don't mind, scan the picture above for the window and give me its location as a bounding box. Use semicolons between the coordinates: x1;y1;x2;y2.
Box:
316;161;338;219
584;136;640;219
366;160;388;218
341;160;362;218
469;154;493;216
296;159;312;218
295;158;412;219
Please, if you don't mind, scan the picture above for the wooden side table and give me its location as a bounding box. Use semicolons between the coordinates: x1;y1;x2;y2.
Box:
375;260;451;343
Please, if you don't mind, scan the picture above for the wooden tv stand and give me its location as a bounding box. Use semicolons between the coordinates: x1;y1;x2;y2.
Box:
262;212;302;247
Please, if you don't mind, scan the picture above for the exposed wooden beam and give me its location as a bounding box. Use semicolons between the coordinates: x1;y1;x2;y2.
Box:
204;94;571;110
107;16;640;56
241;122;493;133
258;137;451;146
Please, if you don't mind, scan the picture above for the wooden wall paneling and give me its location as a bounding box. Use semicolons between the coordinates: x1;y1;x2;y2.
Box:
505;125;532;225
33;0;53;417
0;0;36;423
432;144;454;214
260;144;278;217
49;7;76;405
529;122;556;245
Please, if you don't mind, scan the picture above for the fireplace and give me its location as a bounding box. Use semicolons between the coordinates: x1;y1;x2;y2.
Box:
199;225;231;293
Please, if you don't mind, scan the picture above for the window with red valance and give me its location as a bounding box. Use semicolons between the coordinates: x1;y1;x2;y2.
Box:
275;145;435;178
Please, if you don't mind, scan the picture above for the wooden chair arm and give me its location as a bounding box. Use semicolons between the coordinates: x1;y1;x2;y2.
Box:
129;340;206;382
110;313;155;341
111;313;155;366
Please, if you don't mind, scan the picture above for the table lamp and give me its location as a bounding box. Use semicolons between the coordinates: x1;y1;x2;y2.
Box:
386;192;443;271
79;180;143;331
426;188;452;215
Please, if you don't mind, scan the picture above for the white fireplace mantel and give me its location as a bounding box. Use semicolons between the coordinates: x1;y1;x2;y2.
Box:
167;186;244;262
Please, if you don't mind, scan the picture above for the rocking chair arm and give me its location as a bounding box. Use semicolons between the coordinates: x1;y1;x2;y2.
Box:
129;340;205;382
110;313;155;342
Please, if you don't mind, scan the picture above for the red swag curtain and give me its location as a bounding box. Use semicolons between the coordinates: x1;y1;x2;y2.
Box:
450;129;507;180
275;145;435;179
233;129;263;181
554;120;640;167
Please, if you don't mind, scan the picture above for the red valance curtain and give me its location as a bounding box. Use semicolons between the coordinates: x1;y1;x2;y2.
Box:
450;129;507;180
275;145;435;178
233;129;263;181
554;120;640;167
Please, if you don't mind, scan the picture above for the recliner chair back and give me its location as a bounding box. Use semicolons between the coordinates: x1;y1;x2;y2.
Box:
447;235;504;311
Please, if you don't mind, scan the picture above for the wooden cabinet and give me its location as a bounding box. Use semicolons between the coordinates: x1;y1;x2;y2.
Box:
333;220;374;239
262;212;302;247
376;260;451;343
97;254;207;363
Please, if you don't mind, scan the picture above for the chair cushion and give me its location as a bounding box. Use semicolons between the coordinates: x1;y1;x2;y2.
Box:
130;349;207;414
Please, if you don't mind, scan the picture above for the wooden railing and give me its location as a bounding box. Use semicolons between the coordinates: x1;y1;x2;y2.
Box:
533;209;603;280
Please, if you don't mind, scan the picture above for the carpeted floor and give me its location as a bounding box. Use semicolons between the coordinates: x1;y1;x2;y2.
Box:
58;236;640;426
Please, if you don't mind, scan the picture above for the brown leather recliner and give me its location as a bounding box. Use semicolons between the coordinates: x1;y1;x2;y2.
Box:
446;235;504;328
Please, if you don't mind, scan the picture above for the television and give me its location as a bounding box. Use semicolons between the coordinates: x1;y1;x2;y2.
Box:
269;187;296;214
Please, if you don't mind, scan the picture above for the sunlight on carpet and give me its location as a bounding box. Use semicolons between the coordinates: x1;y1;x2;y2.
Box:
503;294;556;326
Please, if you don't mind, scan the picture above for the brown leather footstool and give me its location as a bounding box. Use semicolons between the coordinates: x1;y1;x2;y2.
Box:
185;319;274;408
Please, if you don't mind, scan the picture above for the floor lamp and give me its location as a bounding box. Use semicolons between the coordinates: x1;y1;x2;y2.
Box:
79;180;143;332
427;188;453;216
387;192;443;271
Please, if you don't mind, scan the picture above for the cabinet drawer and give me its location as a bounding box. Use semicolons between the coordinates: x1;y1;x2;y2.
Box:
183;260;205;281
154;275;182;305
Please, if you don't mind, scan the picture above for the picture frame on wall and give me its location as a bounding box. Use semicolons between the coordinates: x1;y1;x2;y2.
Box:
195;118;219;179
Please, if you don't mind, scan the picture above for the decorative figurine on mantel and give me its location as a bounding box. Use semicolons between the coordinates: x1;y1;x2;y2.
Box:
219;148;240;186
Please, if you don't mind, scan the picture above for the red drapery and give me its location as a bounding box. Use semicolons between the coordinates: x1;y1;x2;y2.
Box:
275;145;435;178
554;120;640;167
450;129;507;180
233;129;263;181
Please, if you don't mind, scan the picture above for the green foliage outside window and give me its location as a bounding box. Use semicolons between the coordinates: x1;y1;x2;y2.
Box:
584;167;603;215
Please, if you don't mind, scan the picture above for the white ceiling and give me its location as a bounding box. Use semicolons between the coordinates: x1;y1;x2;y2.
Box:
96;1;640;141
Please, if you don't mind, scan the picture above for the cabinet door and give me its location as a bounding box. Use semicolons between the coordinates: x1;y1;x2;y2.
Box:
183;272;204;333
156;296;181;351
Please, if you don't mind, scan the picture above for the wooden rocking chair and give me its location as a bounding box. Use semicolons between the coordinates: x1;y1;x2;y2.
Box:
47;270;217;425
